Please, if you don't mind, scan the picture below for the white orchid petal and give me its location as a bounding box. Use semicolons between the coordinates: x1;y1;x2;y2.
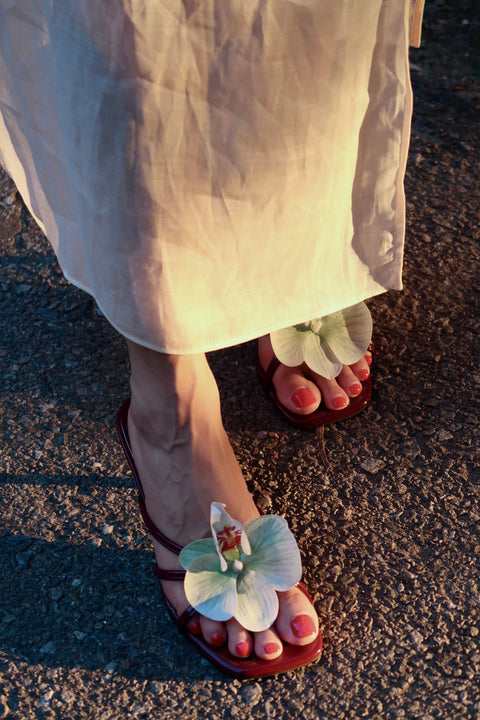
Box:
185;554;224;574
342;301;373;351
303;332;341;379
270;303;372;378
243;516;302;590
240;529;251;556
179;539;217;571
323;303;372;365
235;570;279;632
270;326;307;367
210;502;244;570
184;554;238;622
210;502;230;534
210;502;243;542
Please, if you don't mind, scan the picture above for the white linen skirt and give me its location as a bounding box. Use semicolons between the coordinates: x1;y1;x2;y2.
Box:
0;1;413;353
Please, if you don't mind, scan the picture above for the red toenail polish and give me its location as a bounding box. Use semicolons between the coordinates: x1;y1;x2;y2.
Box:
333;396;347;409
350;383;362;396
291;614;317;639
264;642;280;655
366;353;373;366
358;368;370;380
235;641;251;658
211;633;225;647
291;388;316;409
189;619;201;636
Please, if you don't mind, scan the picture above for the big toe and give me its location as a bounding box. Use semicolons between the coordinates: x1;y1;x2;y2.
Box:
274;369;322;415
258;334;321;415
275;588;319;646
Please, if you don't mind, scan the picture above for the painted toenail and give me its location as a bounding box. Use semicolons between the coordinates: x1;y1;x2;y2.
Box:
264;642;281;655
189;619;201;636
350;383;362;395
333;396;348;409
211;633;225;647
291;614;317;639
291;388;317;409
235;641;251;658
358;368;370;380
366;353;373;366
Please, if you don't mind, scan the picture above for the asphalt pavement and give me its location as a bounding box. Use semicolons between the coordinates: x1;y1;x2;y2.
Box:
1;3;479;718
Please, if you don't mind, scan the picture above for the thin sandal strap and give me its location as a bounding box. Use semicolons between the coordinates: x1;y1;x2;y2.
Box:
154;564;186;582
116;399;184;557
137;494;184;556
163;593;198;633
257;353;281;386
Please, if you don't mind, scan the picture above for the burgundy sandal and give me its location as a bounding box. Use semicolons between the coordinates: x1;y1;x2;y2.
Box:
256;344;375;428
116;399;323;678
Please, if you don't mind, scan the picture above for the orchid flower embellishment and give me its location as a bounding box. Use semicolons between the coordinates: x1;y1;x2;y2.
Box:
270;302;372;379
179;503;302;632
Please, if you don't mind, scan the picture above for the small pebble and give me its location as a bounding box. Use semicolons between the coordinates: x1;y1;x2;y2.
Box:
39;641;55;655
38;689;54;707
0;696;9;718
60;690;75;704
410;630;424;645
436;429;453;441
360;458;385;474
148;681;162;695
240;683;262;706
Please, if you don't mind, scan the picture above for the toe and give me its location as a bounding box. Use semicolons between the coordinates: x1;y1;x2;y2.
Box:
258;335;321;415
336;365;363;397
310;373;349;410
273;367;321;415
200;616;226;648
188;615;202;636
226;618;253;658
275;588;319;646
253;626;284;660
350;354;370;381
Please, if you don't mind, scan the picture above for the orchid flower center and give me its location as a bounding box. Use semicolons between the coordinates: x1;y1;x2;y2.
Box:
309;319;323;333
216;525;243;564
293;322;311;333
294;318;323;334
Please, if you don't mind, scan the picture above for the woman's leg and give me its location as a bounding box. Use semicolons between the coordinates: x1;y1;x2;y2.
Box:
126;340;319;660
257;335;372;417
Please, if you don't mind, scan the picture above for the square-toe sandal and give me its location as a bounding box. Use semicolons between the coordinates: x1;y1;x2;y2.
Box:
256;343;375;429
116;399;323;678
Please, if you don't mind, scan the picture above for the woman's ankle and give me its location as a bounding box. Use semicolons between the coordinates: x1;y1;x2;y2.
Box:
127;341;222;437
125;339;256;535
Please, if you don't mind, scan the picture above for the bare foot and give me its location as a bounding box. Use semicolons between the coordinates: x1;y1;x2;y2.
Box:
126;341;319;661
257;334;372;417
